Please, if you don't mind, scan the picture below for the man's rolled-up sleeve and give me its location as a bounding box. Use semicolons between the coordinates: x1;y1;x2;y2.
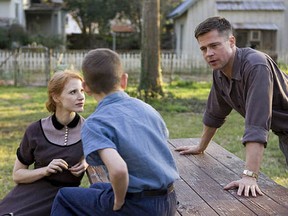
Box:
242;65;273;147
203;83;232;128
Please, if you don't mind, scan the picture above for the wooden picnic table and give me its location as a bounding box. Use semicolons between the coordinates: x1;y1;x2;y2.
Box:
87;138;288;216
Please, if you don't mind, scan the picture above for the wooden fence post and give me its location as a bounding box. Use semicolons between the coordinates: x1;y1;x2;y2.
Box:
13;49;19;86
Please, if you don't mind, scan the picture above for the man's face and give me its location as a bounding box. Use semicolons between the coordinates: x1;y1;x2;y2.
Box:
197;30;235;71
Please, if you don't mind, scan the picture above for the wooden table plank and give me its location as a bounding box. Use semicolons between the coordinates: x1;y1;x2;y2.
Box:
169;138;288;215
205;139;288;208
86;165;109;184
169;142;257;215
175;178;218;216
86;138;288;215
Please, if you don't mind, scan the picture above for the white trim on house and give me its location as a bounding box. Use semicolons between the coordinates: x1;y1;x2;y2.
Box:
232;23;278;30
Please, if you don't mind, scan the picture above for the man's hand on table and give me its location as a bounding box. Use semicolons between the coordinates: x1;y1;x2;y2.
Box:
224;175;263;197
175;145;204;155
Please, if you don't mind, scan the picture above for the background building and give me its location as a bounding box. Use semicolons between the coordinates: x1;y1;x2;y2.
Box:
168;0;288;63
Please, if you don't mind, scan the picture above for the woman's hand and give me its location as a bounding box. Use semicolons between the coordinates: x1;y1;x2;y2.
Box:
69;158;88;177
45;159;69;176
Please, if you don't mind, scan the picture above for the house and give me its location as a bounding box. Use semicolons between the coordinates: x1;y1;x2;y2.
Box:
168;0;288;64
65;13;81;35
23;0;66;41
0;0;25;27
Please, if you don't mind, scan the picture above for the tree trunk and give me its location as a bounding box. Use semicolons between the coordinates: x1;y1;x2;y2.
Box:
138;0;163;99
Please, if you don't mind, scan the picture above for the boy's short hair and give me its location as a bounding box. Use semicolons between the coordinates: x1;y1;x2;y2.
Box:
194;16;233;39
82;48;123;94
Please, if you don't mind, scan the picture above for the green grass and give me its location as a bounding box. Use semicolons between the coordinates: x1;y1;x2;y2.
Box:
0;81;287;199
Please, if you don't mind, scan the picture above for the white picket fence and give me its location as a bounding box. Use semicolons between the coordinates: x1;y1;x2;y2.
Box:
0;49;210;86
0;49;287;86
51;50;209;75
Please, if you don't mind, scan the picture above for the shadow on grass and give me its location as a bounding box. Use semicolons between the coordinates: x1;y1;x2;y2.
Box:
148;95;207;114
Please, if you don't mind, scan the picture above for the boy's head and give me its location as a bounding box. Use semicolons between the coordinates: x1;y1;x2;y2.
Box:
82;48;124;94
194;16;233;40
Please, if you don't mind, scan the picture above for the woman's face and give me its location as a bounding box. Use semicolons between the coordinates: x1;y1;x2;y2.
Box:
56;78;85;113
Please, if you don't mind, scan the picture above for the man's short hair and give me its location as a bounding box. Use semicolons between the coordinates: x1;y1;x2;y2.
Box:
194;16;233;39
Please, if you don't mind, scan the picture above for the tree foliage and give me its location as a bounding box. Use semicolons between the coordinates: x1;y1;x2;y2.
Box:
63;0;183;98
64;0;141;35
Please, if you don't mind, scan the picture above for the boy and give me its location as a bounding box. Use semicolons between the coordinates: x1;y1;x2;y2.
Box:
51;48;179;215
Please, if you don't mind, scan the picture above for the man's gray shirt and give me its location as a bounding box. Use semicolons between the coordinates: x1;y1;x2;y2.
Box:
204;47;288;146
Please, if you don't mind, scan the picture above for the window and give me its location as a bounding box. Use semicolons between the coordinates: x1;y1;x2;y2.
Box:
250;31;261;41
15;3;19;23
180;24;184;52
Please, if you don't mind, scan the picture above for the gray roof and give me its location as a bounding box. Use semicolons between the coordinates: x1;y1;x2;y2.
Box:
167;0;199;19
168;0;285;19
232;23;278;30
217;1;285;11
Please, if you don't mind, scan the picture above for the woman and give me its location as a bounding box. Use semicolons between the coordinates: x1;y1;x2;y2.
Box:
0;70;87;216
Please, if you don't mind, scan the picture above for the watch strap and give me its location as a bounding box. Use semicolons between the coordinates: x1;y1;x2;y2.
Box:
243;169;258;179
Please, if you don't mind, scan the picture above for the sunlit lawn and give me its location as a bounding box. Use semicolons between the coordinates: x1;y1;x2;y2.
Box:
0;81;287;199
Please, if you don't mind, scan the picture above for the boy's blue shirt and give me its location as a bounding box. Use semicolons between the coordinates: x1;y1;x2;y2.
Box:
81;91;179;192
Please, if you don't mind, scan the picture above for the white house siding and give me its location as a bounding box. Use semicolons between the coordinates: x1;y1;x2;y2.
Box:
218;2;286;60
174;15;187;55
170;0;287;66
52;10;66;36
280;0;288;63
219;10;284;51
0;0;25;27
65;13;81;34
180;0;218;66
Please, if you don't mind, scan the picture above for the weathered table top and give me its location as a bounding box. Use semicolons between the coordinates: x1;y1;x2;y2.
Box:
87;138;288;215
169;138;288;216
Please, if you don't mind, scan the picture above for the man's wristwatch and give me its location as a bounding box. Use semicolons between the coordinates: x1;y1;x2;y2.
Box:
243;169;258;179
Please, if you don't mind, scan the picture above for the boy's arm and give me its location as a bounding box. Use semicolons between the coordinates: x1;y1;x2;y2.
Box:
98;148;129;211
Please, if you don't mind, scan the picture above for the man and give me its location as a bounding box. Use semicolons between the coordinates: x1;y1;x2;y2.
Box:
176;16;288;197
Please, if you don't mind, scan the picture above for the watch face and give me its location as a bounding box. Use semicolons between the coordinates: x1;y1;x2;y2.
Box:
243;170;258;179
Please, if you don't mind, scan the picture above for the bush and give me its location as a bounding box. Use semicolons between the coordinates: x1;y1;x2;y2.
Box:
0;24;64;50
28;35;64;49
0;27;9;49
8;24;29;48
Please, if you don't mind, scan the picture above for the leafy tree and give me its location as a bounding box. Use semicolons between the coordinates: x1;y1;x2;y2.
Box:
64;0;142;49
64;0;182;97
65;0;111;35
64;0;141;35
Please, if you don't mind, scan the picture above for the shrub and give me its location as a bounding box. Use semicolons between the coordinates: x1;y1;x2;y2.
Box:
8;24;29;48
28;35;64;49
0;27;9;49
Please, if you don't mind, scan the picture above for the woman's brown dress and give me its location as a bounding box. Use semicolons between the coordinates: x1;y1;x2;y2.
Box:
0;114;85;216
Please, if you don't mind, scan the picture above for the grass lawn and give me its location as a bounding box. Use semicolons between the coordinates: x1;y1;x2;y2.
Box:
0;81;287;199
